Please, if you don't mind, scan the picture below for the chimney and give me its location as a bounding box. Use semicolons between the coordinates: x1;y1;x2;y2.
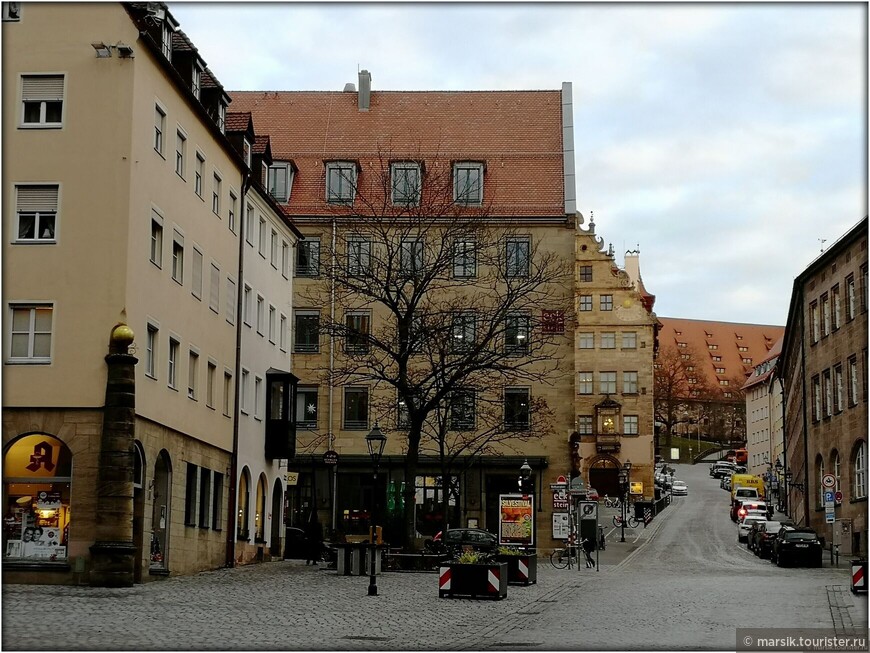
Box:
358;69;371;112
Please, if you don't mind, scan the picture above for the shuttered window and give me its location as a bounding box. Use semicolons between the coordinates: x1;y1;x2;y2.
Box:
21;75;64;126
191;247;203;299
16;185;58;241
209;263;220;313
226;278;236;325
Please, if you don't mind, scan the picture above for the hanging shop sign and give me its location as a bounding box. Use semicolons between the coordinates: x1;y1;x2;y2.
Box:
498;494;534;547
323;450;339;465
284;471;299;486
630;482;643;496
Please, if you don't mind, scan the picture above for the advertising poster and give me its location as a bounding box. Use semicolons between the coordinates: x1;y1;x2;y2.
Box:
498;494;534;546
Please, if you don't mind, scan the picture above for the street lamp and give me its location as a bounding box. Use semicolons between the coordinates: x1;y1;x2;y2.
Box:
365;422;387;597
618;466;628;542
519;459;532;493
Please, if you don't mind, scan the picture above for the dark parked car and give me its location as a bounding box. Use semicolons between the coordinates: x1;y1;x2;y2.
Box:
752;521;787;559
772;528;823;567
441;528;499;554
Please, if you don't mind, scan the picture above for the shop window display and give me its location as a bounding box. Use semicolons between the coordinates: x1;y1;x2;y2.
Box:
3;434;72;561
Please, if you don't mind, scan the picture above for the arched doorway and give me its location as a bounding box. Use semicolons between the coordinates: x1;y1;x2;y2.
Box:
588;455;621;498
3;433;73;561
237;467;251;540
270;478;283;557
150;450;171;573
255;474;267;543
132;441;146;583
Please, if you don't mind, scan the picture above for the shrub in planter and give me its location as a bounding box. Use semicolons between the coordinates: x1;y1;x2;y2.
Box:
438;551;508;600
494;546;537;585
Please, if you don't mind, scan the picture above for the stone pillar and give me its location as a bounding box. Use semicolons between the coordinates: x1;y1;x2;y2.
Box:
89;325;138;587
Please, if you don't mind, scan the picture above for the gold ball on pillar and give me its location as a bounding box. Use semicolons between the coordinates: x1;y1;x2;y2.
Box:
110;324;135;350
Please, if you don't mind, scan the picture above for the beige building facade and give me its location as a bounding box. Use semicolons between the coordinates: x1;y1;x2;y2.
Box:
2;3;300;584
572;217;657;500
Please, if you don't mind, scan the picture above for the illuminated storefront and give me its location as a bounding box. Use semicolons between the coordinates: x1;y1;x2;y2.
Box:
3;434;73;561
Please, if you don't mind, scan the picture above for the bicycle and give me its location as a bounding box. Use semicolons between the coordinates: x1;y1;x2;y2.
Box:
603;495;621;509
550;544;578;569
612;513;639;528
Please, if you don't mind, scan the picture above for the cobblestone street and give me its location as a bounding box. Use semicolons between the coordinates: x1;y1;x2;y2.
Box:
3;465;866;651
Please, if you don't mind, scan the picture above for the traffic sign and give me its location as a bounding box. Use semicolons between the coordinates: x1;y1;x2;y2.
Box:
824;491;835;503
578;501;598;521
549;483;568;489
822;474;836;489
323;450;339;465
826;512;836;524
835;491;844;503
825;500;835;510
556;475;567;484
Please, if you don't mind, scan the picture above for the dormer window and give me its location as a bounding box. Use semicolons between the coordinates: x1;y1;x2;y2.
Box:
192;64;202;100
268;162;294;203
391;162;421;206
161;21;172;61
218;103;226;133
453;162;483;206
242;139;251;168
326;161;357;205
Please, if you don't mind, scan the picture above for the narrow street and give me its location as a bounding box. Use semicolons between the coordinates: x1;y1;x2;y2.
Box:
2;464;865;651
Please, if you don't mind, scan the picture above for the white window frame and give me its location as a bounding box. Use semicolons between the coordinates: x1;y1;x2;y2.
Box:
209;262;220;314
254;376;263;421
212;171;222;216
167;336;179;390
600;371;617;395
226;277;236;325
191;246;203;300
268;305;276;343
270;229;278;268
240;368;250;415
834;364;844;412
400;238;424;275
206;360;216;409
348;237;371;277
578;371;593;395
281;240;290;279
623;371;638;394
258;217;267;258
150;210;164;268
268;162;294;202
622;332;637;349
195;152;205;198
145;322;159;379
505;237;530;278
8;303;53;364
296;238;320;277
154;103;166;156
243;284;252;327
600;332;616;349
175;128;187;178
256;294;265;336
578;332;594;349
279;314;288;352
245;203;255;245
171;230;184;285
453;240;477;279
624;415;639;435
325;161;357;205
453;162;483;206
188;349;199;400
228;191;237;234
14;184;59;243
855;441;867;500
223;369;233;417
20;74;65;128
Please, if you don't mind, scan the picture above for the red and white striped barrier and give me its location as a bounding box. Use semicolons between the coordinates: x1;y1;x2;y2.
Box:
851;561;866;594
517;558;529;582
487;566;500;593
439;566;451;591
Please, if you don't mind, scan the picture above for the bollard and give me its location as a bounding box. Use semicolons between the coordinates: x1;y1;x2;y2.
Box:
851;560;867;594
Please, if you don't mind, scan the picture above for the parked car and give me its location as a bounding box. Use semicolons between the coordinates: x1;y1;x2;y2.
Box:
772;528;823;567
722;477;733;492
441;528;499;554
672;480;688;496
586;487;600;501
713;462;737;479
752;520;787;558
738;515;766;543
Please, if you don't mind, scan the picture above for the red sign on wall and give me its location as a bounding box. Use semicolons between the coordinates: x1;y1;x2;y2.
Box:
541;310;565;334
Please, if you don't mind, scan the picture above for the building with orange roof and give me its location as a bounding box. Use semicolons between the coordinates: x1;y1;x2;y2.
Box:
230;71;588;551
654;316;784;458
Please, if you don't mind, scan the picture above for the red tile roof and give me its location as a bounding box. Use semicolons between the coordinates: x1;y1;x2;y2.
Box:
658;317;785;396
224;111;252;133
227;89;566;218
253;134;271;155
742;336;784;390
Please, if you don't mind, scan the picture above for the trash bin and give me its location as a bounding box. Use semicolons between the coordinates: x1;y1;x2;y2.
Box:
851;559;867;594
336;544;363;576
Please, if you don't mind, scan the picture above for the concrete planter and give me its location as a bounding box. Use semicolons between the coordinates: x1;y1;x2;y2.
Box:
495;553;537;585
438;562;508;600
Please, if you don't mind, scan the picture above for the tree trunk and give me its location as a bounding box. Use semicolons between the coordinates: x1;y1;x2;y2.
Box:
402;425;422;551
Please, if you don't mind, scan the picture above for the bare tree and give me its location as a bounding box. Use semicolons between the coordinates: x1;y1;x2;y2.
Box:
653;344;712;453
297;148;573;549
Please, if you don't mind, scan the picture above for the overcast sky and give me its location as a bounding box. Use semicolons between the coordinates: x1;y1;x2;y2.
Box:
171;2;867;326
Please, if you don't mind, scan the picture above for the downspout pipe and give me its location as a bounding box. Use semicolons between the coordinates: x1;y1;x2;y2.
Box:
329;218;337;531
799;287;811;526
226;171;252;567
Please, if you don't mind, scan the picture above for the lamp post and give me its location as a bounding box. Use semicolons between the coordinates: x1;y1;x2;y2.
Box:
518;459;533;550
618;466;628;542
365;423;387;597
784;469;792;516
774;459;783;511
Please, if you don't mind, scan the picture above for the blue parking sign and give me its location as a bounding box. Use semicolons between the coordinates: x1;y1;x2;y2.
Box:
824;490;835;503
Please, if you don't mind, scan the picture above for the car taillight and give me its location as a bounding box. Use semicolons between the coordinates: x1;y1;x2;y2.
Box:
738;508;747;517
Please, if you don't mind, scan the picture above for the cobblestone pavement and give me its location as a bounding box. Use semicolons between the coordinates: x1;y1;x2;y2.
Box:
3;464;866;651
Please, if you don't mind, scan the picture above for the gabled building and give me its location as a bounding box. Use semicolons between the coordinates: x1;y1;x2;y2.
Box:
777;217;867;556
572;218;658;498
742;337;783;478
228;72;580;550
